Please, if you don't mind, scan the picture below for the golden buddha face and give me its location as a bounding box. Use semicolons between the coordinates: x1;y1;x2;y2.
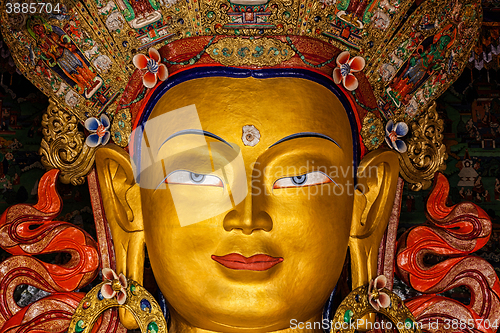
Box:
140;77;353;331
96;75;399;333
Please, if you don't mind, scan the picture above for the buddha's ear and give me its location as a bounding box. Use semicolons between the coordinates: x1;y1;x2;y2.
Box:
349;150;399;290
95;144;144;330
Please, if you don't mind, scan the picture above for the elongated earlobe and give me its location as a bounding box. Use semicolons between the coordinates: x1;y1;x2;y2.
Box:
95;144;145;329
349;149;399;289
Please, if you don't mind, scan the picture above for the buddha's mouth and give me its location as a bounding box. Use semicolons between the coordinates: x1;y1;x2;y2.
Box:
211;253;283;271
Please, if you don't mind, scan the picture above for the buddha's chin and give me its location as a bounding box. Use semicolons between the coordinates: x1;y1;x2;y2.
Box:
168;291;324;333
170;305;321;333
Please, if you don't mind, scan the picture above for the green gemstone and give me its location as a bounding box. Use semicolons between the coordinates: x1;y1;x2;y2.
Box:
234;29;240;35
75;320;85;333
147;321;159;333
130;284;136;293
207;11;214;18
404;318;413;329
284;11;290;18
205;28;211;33
344;309;353;323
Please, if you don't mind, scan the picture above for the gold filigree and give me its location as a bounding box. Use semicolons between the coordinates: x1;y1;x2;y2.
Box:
331;284;421;333
398;102;447;191
39;99;96;186
110;107;132;148
361;112;384;150
206;37;294;66
68;278;167;333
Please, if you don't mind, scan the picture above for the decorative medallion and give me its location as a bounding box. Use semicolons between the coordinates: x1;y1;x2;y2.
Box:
242;125;261;146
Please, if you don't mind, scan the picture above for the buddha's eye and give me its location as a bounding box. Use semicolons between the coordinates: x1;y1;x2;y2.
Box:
273;171;333;189
164;170;223;187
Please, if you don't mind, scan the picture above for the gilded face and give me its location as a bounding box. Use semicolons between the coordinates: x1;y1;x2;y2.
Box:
138;77;355;332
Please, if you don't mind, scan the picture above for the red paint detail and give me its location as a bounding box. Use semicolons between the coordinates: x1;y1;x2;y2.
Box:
0;170;102;332
396;172;500;332
212;253;283;271
388;131;397;142
96;125;106;138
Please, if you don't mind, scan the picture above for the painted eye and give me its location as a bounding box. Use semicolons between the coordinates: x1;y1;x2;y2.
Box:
273;171;333;189
291;175;307;185
190;173;205;183
164;171;223;187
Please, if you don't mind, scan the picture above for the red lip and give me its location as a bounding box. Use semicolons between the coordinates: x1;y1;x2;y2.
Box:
212;253;283;271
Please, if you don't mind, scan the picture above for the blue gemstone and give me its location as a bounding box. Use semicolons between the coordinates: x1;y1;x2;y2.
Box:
97;290;104;300
140;299;152;313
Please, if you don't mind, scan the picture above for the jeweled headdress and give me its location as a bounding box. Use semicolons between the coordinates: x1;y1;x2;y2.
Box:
0;0;482;190
0;1;495;333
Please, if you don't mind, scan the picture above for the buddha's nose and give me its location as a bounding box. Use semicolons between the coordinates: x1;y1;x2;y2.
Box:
222;194;273;235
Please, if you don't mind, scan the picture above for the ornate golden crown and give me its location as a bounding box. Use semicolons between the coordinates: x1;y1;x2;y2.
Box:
0;0;482;189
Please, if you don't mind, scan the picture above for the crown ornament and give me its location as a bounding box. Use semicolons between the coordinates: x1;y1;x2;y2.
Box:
0;0;482;189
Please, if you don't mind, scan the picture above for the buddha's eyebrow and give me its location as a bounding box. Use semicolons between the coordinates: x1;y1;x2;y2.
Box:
269;132;341;149
157;129;231;152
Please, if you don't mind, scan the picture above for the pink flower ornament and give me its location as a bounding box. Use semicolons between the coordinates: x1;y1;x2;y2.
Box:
332;51;366;91
368;275;391;311
133;48;169;88
101;268;128;305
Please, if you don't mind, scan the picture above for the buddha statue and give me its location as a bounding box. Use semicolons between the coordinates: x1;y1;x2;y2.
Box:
95;73;400;332
0;0;486;332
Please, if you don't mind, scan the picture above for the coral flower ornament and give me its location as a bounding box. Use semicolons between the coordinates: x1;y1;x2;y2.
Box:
385;119;409;153
101;268;128;305
368;275;391;311
133;47;169;88
332;51;366;91
84;114;111;147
